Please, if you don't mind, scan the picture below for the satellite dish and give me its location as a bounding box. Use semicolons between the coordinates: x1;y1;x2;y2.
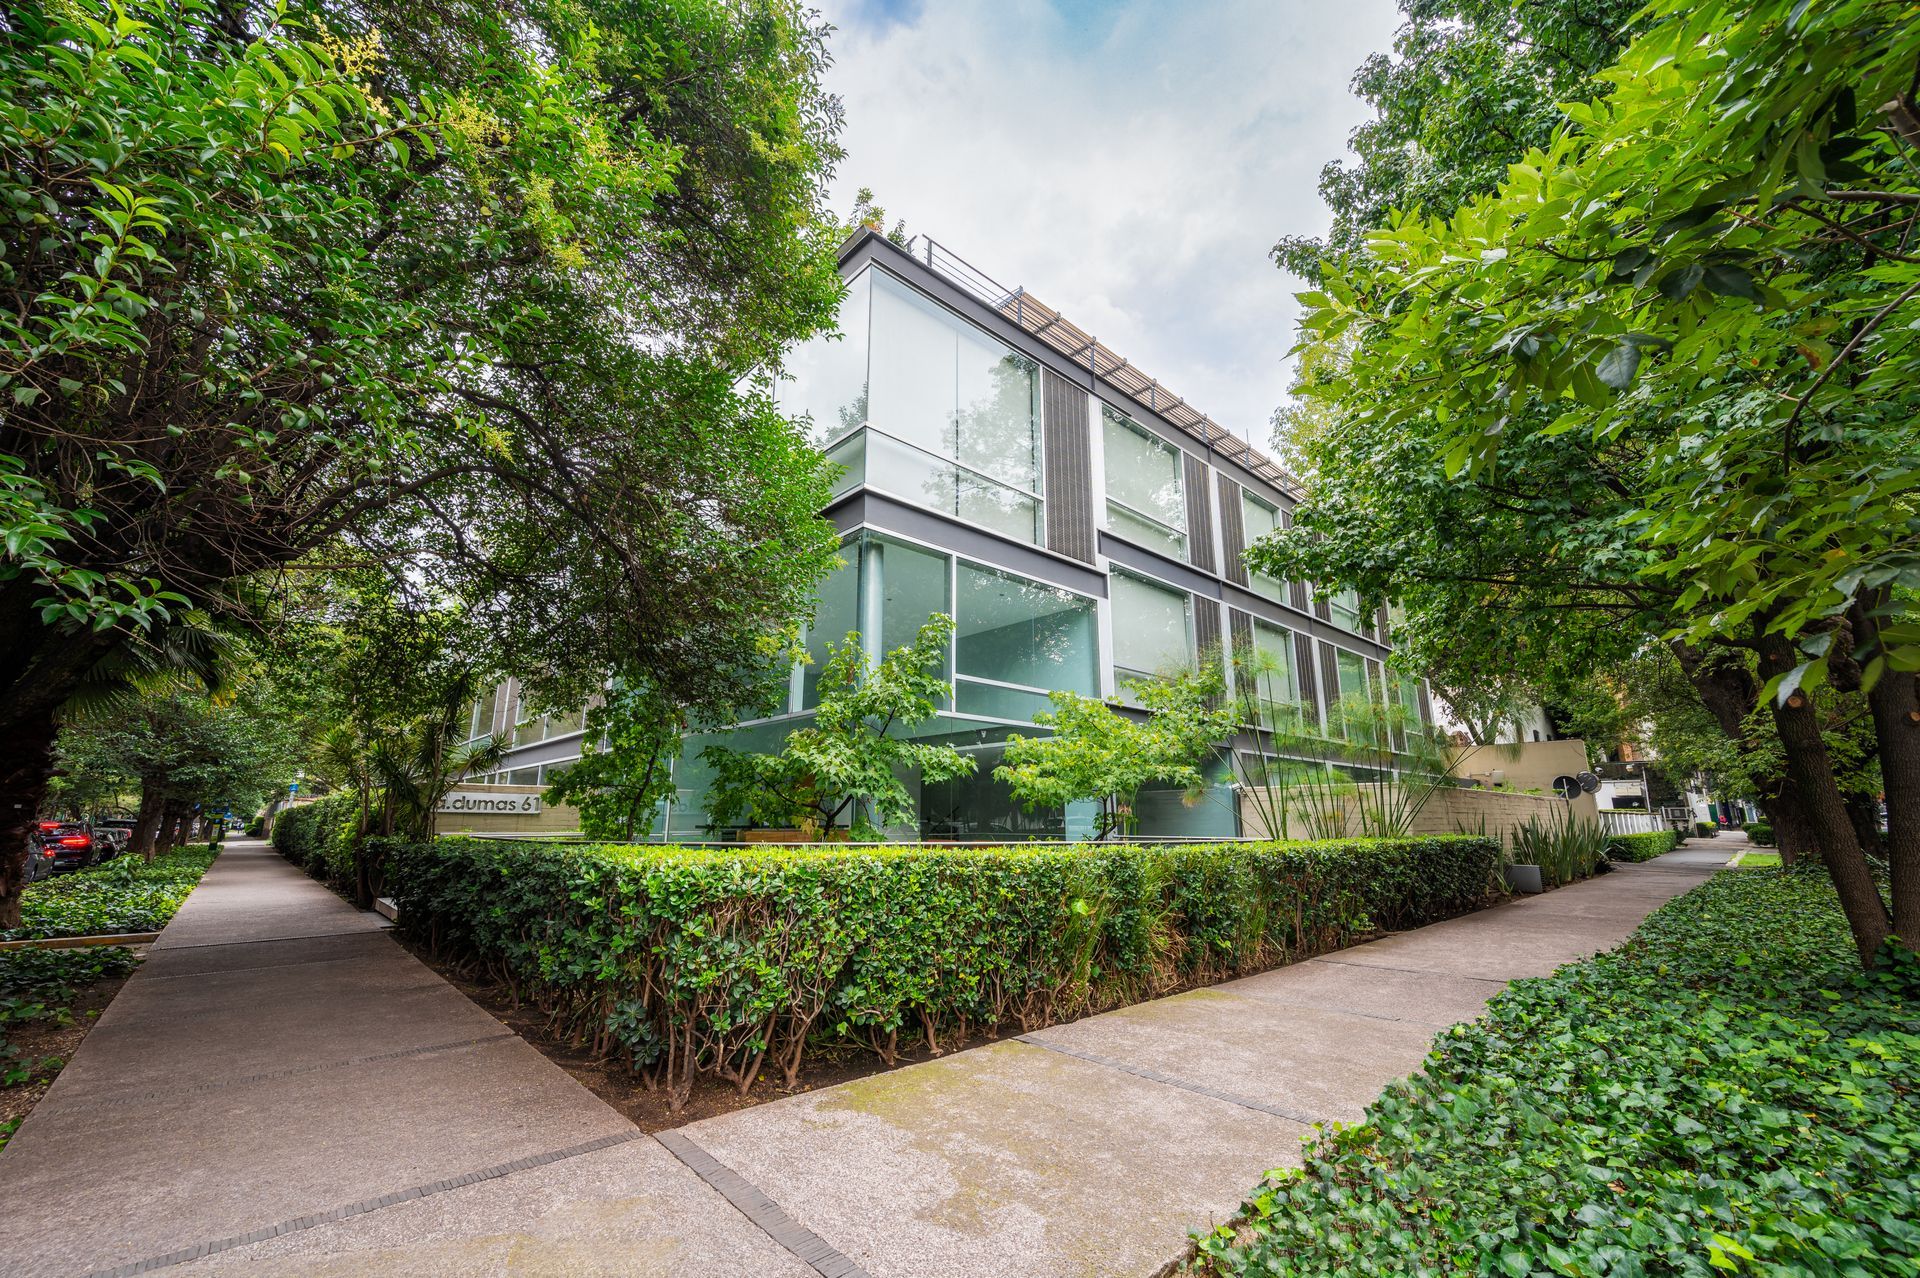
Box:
1578;771;1600;793
1552;775;1579;799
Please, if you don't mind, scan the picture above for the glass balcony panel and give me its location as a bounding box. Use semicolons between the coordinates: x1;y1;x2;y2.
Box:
775;269;872;448
1105;500;1187;559
956;563;1097;695
865;430;1041;546
954;679;1054;723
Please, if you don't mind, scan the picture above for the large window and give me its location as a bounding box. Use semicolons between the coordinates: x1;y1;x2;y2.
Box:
801;534;951;710
955;563;1097;721
1102;409;1186;558
1240;492;1286;599
1110;570;1193;683
865;272;1043;543
775;271;872;499
1239;618;1302;725
1332;647;1371;737
800;552;859;710
1329;588;1365;633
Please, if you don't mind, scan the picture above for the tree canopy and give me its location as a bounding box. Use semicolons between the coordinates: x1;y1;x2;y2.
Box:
1256;0;1920;962
0;0;849;910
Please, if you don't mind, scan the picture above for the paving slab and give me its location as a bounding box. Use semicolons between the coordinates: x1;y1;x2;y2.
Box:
681;1037;1310;1278
166;1138;817;1278
49;951;507;1100
1025;987;1439;1125
1219;957;1504;1027
0;842;664;1278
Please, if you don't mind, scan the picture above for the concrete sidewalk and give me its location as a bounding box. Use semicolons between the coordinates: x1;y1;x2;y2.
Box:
0;840;1723;1278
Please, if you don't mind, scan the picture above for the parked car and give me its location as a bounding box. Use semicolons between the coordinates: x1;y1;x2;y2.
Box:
93;817;136;859
33;820;100;873
23;828;58;883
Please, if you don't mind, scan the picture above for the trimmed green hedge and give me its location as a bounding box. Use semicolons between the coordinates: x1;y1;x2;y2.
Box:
1188;867;1920;1277
1745;820;1774;847
1606;829;1680;862
386;834;1501;1106
271;792;358;887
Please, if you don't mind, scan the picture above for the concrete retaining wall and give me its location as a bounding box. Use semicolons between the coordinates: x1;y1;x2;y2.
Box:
1238;783;1596;845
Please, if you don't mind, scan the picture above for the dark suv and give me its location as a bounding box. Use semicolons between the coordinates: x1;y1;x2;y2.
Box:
32;821;100;874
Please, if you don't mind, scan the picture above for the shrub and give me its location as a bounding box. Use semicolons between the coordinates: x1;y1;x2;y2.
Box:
1187;867;1920;1277
385;834;1501;1107
1507;807;1610;887
1605;829;1680;862
1;946;141;1092
1;846;218;941
270;792;358;886
1745;819;1774;846
1694;818;1719;838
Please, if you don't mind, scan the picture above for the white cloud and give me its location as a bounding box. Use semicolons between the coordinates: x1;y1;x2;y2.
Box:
817;0;1400;444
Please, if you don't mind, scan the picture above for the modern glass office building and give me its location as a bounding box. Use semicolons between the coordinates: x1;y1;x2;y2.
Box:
473;231;1431;839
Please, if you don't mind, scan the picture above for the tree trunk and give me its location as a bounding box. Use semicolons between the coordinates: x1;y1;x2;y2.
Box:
0;707;61;930
1673;639;1812;865
1847;792;1885;861
1760;635;1889;964
1759;787;1818;868
1856;605;1919;948
130;786;167;861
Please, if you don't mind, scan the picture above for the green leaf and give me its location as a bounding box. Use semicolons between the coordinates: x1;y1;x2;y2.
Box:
1596;342;1642;390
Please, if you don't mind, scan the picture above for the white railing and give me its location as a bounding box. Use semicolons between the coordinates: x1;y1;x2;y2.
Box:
1599;809;1667;836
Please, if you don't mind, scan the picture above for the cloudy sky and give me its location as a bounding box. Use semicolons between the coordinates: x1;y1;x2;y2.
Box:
816;0;1402;446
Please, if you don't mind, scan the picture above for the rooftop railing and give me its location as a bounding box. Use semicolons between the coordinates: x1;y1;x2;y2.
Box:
900;233;1303;499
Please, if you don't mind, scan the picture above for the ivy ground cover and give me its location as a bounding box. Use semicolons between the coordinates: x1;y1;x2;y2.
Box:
383;834;1500;1109
0;844;219;941
1188;867;1920;1277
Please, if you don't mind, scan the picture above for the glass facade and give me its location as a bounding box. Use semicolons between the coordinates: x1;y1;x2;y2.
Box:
1329;588;1365;633
1111;569;1193;684
1239;618;1303;725
1102;408;1187;559
864;273;1043;542
489;256;1417;843
1240;491;1286;599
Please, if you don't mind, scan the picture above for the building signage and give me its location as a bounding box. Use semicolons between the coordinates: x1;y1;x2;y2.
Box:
438;791;541;815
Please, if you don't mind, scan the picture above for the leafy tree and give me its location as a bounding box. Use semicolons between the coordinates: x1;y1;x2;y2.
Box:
542;679;685;841
0;1;844;926
996;668;1232;840
704;616;974;837
1264;0;1920;962
53;677;300;860
1273;0;1639;280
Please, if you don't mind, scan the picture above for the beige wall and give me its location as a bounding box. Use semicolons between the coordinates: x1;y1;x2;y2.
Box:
1239;783;1596;845
1450;739;1593;796
434;784;582;837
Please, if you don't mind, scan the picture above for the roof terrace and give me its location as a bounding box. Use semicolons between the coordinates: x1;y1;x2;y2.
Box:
898;234;1303;499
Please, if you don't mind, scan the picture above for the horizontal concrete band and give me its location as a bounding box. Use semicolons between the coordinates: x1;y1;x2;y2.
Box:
151;926;392;952
656;1129;876;1278
0;932;160;951
84;1130;652;1278
1014;1035;1329;1127
40;1031;518;1113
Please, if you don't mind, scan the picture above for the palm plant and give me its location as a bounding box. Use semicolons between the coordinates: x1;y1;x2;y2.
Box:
369;675;505;842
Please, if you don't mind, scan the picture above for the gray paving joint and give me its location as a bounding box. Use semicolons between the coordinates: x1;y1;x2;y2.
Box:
1014;1034;1329;1127
655;1129;876;1278
82;1130;650;1278
42;1031;519;1113
154;925;392;952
